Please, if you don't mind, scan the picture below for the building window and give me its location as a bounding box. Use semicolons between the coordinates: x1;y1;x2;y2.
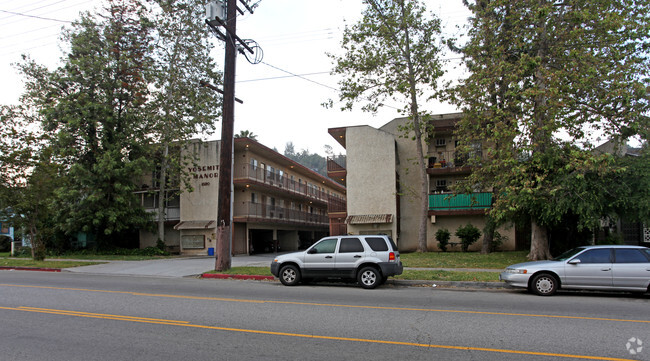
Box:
435;138;446;147
251;193;257;204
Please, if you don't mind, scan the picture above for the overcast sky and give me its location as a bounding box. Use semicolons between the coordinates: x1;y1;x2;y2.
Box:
0;0;471;155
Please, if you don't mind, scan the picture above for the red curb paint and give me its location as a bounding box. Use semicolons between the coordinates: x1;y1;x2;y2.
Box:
201;274;274;281
0;266;61;272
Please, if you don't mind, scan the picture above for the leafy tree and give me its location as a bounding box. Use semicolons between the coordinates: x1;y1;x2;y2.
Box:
449;0;650;259
16;0;156;248
148;0;221;244
235;130;258;140
0;105;60;259
328;0;445;252
283;143;327;176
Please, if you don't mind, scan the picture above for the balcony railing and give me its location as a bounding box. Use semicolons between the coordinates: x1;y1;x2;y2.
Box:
427;150;483;169
327;196;347;213
327;156;346;172
144;207;181;221
235;164;335;203
429;192;492;211
234;202;329;225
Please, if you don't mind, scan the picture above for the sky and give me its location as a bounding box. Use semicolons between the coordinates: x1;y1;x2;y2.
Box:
0;0;471;156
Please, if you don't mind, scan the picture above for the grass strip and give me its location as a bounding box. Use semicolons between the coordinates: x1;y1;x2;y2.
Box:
0;259;104;269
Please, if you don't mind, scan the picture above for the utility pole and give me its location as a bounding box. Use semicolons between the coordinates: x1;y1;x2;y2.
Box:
206;0;261;271
214;0;237;271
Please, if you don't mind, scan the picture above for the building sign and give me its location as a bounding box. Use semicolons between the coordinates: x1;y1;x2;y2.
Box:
189;165;219;180
181;235;205;249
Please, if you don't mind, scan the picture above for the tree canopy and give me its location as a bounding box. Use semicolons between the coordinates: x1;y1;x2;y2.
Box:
450;0;650;259
328;0;445;251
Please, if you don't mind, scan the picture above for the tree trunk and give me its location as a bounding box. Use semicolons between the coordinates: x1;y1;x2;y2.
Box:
528;219;552;260
481;219;495;254
156;145;168;245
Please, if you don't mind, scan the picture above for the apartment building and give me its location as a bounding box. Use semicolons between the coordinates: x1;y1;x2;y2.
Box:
137;138;346;256
327;113;516;252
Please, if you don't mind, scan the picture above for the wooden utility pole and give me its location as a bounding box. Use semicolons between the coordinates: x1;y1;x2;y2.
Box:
215;0;237;271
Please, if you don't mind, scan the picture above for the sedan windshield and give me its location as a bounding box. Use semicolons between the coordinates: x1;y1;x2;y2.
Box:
553;247;586;261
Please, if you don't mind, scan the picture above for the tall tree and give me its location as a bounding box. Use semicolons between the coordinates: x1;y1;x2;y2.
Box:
149;0;222;245
235;130;257;140
450;0;650;259
17;0;156;247
328;0;445;252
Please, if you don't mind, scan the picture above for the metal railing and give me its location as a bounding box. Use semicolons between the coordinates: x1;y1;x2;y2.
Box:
234;202;329;225
427;150;483;168
234;164;335;203
429;192;492;211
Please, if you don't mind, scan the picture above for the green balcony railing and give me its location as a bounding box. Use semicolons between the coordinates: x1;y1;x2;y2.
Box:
429;192;492;211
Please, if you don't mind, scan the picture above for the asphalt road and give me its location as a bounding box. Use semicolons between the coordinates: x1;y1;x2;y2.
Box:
1;271;648;361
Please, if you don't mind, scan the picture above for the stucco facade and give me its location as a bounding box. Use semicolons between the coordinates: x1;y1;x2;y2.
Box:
328;114;517;252
139;138;346;256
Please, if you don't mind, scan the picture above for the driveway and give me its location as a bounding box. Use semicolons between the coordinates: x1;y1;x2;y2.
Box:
63;254;278;278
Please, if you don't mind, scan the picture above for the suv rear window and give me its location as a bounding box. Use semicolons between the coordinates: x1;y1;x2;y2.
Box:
339;238;364;253
365;237;389;252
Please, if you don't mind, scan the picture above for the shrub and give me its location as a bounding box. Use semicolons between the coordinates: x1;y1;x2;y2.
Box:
435;228;451;252
455;224;481;252
490;231;507;252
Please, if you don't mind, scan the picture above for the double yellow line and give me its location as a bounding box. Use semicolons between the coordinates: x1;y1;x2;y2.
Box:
0;305;637;361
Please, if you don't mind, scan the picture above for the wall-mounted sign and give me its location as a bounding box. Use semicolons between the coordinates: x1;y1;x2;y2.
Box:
181;235;205;249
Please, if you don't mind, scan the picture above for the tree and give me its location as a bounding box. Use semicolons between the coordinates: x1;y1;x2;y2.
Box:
149;0;222;245
16;0;156;248
235;130;258;140
328;0;445;252
0;105;60;260
449;0;650;259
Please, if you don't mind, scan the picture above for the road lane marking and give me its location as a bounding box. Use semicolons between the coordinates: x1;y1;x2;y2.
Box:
0;306;636;361
1;283;649;324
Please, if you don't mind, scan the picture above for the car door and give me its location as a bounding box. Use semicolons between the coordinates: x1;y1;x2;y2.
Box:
563;248;613;289
612;249;650;289
334;237;366;278
302;238;338;277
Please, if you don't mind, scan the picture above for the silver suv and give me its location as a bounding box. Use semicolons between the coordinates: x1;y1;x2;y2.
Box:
270;235;403;289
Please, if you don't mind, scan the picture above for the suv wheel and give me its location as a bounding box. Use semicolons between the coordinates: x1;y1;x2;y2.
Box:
358;267;381;289
279;265;301;286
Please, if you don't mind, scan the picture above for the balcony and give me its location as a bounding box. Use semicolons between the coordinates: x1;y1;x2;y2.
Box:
233;202;329;227
234;164;333;205
326;156;346;186
429;192;492;215
426;150;482;176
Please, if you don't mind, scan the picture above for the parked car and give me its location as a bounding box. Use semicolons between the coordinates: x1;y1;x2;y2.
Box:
270;235;403;289
500;245;650;296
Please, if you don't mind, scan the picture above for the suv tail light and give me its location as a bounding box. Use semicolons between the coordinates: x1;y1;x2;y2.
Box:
389;252;395;261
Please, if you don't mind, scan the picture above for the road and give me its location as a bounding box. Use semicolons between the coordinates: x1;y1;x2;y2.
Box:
1;271;648;361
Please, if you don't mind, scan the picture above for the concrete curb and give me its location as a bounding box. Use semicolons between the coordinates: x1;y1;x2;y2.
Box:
201;273;274;281
0;266;61;272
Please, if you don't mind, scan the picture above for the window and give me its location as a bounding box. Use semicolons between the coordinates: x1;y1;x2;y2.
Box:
251;193;257;204
573;249;611;263
435;138;446;146
365;237;389;252
310;238;337;254
615;249;649;263
250;158;258;168
339;238;364;253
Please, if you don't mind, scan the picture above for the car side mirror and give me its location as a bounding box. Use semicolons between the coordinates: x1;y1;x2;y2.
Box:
308;248;317;254
568;259;581;265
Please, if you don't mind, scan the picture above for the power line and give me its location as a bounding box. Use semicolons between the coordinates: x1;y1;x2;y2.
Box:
0;9;71;23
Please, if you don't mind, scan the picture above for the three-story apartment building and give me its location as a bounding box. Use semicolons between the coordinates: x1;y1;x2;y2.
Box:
138;138;346;256
328;113;516;252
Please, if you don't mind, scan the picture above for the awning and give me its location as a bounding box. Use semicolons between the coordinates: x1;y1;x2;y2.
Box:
173;220;217;230
345;214;393;225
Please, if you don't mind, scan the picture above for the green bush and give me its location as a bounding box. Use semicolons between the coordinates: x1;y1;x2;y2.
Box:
455;224;481;252
435;228;451;252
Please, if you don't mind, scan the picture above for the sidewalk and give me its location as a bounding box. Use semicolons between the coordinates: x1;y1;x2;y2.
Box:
3;254;508;289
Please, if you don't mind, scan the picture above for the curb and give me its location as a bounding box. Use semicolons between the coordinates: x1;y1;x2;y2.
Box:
201;273;275;281
0;266;61;272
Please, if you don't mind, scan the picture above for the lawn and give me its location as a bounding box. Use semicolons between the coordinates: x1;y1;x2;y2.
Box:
0;258;104;269
399;251;528;269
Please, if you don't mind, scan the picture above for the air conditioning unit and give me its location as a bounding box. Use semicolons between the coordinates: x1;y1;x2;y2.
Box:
206;1;226;21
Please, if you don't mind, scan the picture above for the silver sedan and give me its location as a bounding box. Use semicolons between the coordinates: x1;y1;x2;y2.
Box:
499;245;650;296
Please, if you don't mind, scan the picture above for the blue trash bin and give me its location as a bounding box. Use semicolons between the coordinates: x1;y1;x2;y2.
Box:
208;247;215;256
